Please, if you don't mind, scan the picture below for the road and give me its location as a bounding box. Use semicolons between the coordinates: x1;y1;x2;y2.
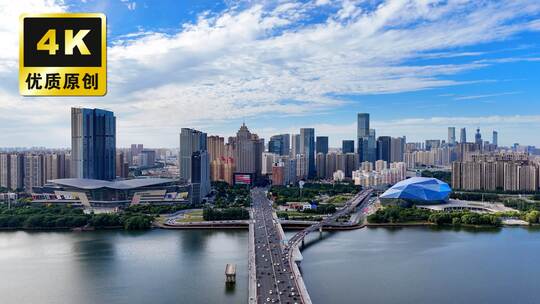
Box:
252;188;303;304
285;189;373;250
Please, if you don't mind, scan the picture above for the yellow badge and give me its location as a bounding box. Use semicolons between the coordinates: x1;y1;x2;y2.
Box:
19;13;106;96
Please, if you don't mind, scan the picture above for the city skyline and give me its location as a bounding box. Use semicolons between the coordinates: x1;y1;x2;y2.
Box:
1;1;540;147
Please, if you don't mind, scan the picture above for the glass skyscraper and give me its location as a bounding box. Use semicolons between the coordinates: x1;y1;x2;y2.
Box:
269;134;290;156
300;128;316;178
342;140;354;153
316;136;329;154
71;108;116;181
357;113;376;163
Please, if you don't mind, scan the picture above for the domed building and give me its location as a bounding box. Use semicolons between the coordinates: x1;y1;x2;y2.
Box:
379;177;451;206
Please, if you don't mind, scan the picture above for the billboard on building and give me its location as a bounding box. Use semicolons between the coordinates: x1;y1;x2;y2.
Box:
234;173;253;185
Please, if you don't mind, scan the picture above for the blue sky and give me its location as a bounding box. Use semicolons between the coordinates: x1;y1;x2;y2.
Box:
0;0;539;148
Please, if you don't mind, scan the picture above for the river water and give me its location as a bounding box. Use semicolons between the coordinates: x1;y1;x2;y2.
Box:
0;227;539;304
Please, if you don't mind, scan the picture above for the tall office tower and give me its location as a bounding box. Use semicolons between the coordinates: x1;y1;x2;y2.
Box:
9;154;24;190
357;113;371;162
295;154;307;179
376;136;392;162
179;128;207;181
368;129;377;162
254;137;265;177
492;131;498;146
179;128;209;203
191;150;210;203
390;137;406;162
71;108;116;181
460;128;467;143
345;153;358;178
325;153;337;179
475;128;482;146
234;123;257;175
300;128;316;178
0;154;9;188
448;127;456;145
342;140;355;153
315;152;326;179
290;134;301;157
24;154;44;192
269;134;290;156
207;136;225;162
357;113;370;138
316;136;329;155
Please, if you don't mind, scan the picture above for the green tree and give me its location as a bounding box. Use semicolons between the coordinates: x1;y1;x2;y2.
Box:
525;210;540;224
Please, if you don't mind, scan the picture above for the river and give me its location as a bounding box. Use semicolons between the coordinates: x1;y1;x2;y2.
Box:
0;227;539;304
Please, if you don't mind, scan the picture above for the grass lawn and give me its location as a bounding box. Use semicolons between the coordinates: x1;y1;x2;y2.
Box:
175;210;204;223
326;194;352;206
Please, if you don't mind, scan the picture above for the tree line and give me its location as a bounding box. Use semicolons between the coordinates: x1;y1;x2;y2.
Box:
0;205;152;230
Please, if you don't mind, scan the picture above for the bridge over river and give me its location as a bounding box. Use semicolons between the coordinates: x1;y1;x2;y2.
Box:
249;188;373;304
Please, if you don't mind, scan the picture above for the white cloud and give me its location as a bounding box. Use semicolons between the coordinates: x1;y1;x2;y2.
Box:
453;91;522;101
0;0;540;147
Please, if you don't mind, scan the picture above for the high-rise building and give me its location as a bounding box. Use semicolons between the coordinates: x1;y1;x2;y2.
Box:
390;137;406;162
376;136;391;163
43;153;66;181
460;128;467;143
0;154;9;188
345;153;358;178
425;139;441;151
207;136;225;162
9;154;24;191
451;153;539;192
316;136;329;155
191;150;210;203
448;127;456;145
325;153;337;179
271;164;285;186
492;130;498;146
233;123;263;178
357;113;370;138
316;152;326;179
269;134;290;156
140;150;156;167
475;128;482;147
300;128;316;178
254;137;265;177
115;151;129;178
179;128;209;203
295;154;307;179
71;108;116;180
290;134;301;157
235;123;255;174
262;152;278;175
24;154;44;192
357;113;372;163
180;128;207;181
342;140;354;153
